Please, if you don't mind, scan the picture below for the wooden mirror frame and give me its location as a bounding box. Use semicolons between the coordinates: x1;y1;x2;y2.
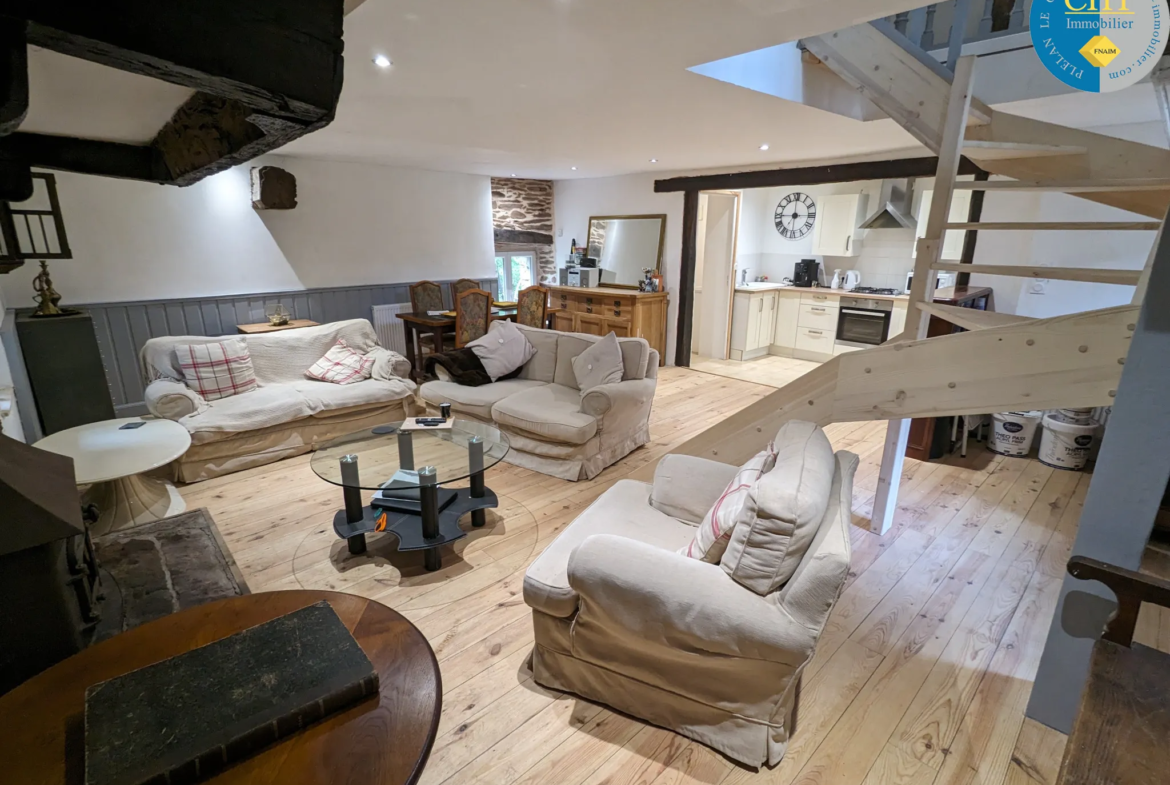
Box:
584;214;667;290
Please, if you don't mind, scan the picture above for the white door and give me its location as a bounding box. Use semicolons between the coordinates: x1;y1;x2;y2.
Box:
695;192;739;360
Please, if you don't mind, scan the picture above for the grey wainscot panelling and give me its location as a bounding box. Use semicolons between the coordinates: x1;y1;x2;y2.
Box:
2;277;497;442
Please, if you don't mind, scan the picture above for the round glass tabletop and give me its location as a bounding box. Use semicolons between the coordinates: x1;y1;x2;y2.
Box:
311;420;510;491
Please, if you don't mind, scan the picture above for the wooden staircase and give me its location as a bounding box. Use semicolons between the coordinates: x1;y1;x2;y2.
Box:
636;22;1167;534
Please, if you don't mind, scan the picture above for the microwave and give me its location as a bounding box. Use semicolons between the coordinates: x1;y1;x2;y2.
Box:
905;270;956;294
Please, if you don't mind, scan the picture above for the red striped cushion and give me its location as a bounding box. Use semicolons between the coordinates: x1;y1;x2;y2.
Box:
305;339;374;385
175;339;258;401
680;442;778;563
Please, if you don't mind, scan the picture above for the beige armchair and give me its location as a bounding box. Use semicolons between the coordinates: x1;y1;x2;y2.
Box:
523;422;857;768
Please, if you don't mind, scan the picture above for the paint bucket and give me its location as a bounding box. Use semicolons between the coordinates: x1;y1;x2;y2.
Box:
1054;408;1094;425
989;411;1043;457
1039;412;1097;471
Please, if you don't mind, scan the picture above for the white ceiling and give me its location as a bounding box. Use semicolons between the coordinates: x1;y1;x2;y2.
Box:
16;0;1168;182
277;0;935;178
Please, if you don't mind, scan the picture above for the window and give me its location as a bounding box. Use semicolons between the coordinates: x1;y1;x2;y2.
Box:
495;252;537;301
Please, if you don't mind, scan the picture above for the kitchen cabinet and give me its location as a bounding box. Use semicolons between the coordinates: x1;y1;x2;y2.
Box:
890;300;909;338
916;189;973;260
793;293;838;362
548;286;668;364
812;193;867;257
730;290;778;360
770;291;801;354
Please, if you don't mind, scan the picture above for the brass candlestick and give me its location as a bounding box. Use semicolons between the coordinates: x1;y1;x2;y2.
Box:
31;261;79;318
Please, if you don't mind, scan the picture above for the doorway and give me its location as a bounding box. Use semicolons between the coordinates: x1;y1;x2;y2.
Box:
692;191;739;360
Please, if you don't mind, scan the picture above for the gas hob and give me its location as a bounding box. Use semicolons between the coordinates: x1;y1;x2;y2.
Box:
848;286;903;296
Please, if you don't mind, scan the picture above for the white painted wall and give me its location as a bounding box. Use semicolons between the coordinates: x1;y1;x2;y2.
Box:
965;120;1165;316
0;288;24;442
554;174;684;362
0;155;496;307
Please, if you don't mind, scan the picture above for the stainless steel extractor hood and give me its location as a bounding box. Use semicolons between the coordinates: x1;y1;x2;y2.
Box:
859;178;916;230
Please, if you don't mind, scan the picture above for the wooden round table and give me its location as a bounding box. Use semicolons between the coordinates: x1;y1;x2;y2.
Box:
0;591;442;785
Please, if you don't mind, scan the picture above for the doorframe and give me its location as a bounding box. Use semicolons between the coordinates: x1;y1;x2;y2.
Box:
696;189;741;362
670;155;985;366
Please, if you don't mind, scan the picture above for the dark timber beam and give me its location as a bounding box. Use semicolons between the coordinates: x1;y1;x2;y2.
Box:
0;20;28;137
0;134;165;182
8;0;343;124
495;228;555;246
0;154;32;202
1;0;344;186
675;190;700;367
655;156;985;194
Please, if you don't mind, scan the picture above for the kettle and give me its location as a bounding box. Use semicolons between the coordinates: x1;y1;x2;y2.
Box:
845;270;861;290
830;269;843;289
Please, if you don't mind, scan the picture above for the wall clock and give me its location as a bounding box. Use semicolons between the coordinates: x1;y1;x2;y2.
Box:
775;193;816;240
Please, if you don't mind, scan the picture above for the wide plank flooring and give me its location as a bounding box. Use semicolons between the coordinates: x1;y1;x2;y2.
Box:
181;365;1077;785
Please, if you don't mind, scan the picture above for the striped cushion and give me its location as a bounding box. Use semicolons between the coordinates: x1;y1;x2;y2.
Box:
305;339;374;385
680;442;778;563
175;339;258;401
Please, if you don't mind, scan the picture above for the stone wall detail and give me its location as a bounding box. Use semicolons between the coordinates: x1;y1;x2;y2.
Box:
491;178;556;284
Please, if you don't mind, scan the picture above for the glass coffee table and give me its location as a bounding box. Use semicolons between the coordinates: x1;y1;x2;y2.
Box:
311;420;510;572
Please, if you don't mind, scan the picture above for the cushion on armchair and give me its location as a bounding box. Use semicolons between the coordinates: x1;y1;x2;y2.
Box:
720;421;836;595
679;442;778;563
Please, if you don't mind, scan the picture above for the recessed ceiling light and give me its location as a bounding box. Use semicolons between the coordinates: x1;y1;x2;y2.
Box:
649;158;658;163
373;54;392;68
759;143;770;151
571;166;578;171
511;173;517;177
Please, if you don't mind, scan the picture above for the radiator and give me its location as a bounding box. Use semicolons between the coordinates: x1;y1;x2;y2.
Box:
372;303;411;356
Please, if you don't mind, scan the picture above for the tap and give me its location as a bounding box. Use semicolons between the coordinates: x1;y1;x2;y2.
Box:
740;267;749;286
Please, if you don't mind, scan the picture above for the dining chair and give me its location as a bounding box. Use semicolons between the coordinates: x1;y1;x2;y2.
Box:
409;280;453;357
516;285;550;329
455;288;492;348
450;278;481;304
410;280;445;314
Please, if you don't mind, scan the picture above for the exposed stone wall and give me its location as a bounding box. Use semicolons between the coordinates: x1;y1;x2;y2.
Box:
491;178;556;283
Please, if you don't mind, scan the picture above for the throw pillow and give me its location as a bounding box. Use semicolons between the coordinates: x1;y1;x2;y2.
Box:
175;339;258;401
571;332;624;393
467;320;535;381
679;442;779;563
305;339;375;385
720;421;836;595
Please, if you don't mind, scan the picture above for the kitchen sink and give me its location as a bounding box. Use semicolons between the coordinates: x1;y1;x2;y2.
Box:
738;282;789;290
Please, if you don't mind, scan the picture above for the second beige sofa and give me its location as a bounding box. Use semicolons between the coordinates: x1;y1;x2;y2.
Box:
418;325;658;481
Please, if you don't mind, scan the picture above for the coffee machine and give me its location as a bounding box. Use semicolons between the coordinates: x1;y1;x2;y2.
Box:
793;259;820;288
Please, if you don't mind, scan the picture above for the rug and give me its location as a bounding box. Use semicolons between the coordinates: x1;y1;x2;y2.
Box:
92;508;249;642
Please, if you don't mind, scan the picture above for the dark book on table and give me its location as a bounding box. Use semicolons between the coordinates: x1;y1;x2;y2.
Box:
84;601;379;785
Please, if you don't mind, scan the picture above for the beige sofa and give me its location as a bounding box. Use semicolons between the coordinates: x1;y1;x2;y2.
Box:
418;325;658;481
141;319;416;482
522;421;858;768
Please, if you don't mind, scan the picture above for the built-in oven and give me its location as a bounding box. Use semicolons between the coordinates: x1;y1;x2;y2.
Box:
836;296;893;349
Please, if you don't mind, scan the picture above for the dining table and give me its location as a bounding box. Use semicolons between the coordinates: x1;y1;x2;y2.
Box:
396;304;562;382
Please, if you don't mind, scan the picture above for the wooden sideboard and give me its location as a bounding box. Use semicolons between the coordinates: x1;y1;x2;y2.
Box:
547;286;668;366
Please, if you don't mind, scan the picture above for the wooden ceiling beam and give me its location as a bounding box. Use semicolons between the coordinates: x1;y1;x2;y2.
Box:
7;0;343;124
0;20;28;138
0;0;344;186
654;155;985;194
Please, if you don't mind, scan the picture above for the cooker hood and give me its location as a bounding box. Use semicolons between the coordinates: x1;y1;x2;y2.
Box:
859;178;916;230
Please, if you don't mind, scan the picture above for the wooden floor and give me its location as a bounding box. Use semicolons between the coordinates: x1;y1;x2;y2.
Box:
690;353;820;389
180;365;1088;785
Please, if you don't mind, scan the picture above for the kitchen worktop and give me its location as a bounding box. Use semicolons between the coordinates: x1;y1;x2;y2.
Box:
734;284;910;303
